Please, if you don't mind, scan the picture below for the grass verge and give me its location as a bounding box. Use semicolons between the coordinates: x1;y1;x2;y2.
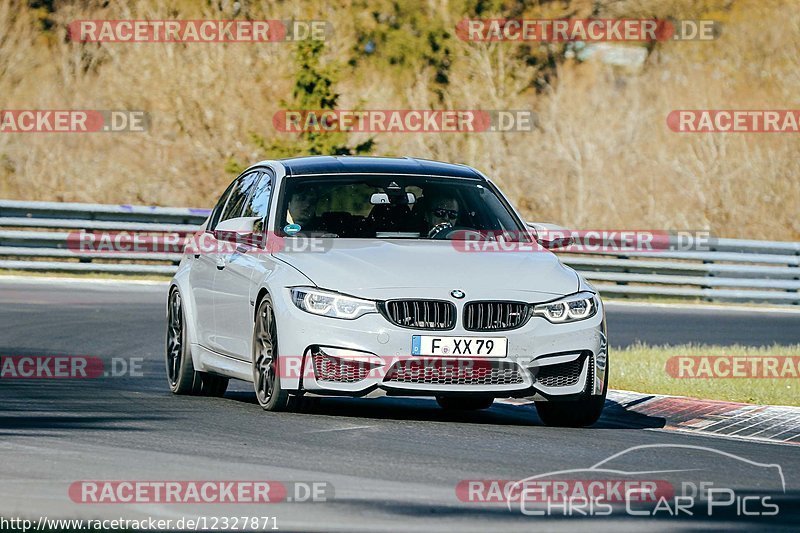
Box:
611;344;800;407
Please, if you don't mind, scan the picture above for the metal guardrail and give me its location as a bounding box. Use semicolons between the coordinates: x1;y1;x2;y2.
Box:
0;199;798;305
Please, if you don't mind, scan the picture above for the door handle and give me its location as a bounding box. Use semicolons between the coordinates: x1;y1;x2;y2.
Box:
216;256;226;270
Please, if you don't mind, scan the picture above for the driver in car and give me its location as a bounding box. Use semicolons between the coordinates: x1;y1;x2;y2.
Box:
423;189;461;238
286;190;317;228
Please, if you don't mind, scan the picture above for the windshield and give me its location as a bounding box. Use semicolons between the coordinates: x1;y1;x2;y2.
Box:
277;175;528;240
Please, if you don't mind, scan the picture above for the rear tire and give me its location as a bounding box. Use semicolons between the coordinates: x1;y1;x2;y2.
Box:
252;297;291;412
534;358;607;428
436;396;494;411
166;288;228;397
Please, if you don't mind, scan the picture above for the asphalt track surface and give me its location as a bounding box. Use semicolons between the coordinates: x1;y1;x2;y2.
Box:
1;278;799;531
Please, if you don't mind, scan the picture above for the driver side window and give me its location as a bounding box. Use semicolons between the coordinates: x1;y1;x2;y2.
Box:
207;171;262;232
218;171;260;225
207;182;237;232
241;170;273;234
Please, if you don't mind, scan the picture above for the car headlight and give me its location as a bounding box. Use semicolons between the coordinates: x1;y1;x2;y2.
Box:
290;287;378;320
532;292;598;323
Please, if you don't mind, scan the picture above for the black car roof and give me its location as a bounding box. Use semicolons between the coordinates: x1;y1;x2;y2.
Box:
279;156;483;179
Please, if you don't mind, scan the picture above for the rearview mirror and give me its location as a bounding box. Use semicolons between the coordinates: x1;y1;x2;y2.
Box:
370;192;416;205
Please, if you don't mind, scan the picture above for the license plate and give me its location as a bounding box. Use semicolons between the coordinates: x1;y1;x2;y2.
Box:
411;336;507;357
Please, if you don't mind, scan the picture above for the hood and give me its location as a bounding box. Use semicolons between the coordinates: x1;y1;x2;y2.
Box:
273;239;579;299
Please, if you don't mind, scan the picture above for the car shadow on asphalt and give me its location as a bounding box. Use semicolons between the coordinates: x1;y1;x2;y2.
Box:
223;390;666;429
0;378;172;436
0;414;159;435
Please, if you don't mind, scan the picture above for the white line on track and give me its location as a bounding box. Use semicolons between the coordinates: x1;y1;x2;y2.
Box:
305;425;374;434
643;426;800;448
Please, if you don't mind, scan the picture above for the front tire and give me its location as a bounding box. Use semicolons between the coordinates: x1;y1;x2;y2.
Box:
166;289;228;397
252;297;291;411
534;359;608;428
436;396;494;411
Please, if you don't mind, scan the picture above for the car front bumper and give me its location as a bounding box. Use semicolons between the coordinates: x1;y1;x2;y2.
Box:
273;289;608;401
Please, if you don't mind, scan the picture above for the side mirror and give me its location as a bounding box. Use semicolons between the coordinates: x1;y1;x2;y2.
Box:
527;222;575;250
214;216;262;245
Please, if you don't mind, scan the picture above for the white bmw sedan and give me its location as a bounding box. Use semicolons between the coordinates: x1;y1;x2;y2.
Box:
167;156;608;427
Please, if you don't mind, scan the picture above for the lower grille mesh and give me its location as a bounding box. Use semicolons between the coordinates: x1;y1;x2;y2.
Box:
384;359;523;386
313;353;371;383
535;356;585;388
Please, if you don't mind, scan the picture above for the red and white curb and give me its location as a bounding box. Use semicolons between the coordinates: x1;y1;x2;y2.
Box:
499;390;800;445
